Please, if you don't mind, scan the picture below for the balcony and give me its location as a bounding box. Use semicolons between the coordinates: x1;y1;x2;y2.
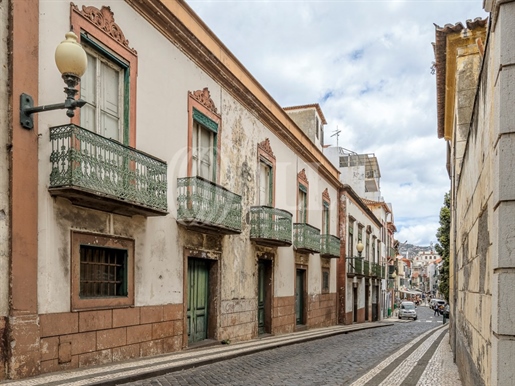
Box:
347;257;364;277
249;206;292;247
369;262;383;278
49;124;167;217
363;260;370;276
293;223;320;253
177;176;242;234
320;234;341;258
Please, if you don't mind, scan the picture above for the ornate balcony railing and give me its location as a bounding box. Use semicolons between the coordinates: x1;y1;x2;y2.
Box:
249;206;292;247
293;223;321;253
347;257;364;276
49;124;167;216
370;262;382;277
320;234;341;258
363;260;370;276
177;176;242;234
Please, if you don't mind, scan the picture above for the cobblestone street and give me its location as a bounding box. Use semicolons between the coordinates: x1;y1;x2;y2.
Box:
121;306;454;386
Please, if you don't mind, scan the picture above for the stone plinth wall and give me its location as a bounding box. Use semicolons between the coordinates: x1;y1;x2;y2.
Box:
38;304;183;375
307;293;337;328
219;299;257;342
272;296;295;335
0;317;5;380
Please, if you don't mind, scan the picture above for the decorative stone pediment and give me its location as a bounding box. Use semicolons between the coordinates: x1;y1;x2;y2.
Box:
189;88;218;114
258;138;275;160
298;169;308;185
322;188;330;203
71;3;136;54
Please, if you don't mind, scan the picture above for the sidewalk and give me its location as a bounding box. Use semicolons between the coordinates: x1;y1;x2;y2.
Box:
1;321;393;386
349;324;462;386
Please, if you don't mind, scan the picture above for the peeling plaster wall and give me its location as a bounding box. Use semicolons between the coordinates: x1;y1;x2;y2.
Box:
35;0;340;343
0;0;9;317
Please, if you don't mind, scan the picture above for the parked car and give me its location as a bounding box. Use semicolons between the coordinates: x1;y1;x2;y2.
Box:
399;301;418;320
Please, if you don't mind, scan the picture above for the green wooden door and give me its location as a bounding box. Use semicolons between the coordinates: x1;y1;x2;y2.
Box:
258;262;266;334
295;269;305;325
187;259;209;344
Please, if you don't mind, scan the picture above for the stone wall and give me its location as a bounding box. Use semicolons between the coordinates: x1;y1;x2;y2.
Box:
38;305;183;374
219;299;257;342
307;293;337;328
272;296;295;335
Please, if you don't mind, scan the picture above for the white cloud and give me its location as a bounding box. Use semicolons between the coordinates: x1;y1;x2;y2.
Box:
186;0;486;245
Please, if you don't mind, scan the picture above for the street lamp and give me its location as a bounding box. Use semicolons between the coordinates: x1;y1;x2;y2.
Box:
20;31;88;129
356;242;364;257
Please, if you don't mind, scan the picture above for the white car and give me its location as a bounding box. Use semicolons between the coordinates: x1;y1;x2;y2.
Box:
399;301;418;320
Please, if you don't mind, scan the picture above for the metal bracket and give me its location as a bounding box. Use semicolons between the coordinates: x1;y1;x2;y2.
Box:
20;93;86;130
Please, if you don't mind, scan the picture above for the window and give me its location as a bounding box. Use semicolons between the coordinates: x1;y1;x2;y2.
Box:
259;160;273;206
188;89;221;182
71;4;138;147
80;246;127;298
192;118;216;181
298;184;307;222
322;202;330;234
366;234;370;260
322;268;329;293
81;42;127;143
297;169;309;223
315;116;319;139
348;219;354;257
372;236;376;263
71;232;134;310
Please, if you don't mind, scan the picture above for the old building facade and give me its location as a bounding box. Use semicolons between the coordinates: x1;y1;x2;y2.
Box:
1;0;344;380
434;2;515;384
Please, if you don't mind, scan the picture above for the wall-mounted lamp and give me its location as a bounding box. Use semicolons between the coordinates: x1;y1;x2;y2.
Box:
20;31;87;130
356;242;364;258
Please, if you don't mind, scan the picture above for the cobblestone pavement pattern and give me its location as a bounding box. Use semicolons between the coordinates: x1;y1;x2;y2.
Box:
121;307;454;386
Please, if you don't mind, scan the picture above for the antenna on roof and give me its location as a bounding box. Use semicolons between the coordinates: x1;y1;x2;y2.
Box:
331;127;341;149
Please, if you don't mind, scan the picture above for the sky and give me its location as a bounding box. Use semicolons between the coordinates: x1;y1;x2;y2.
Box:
185;0;487;247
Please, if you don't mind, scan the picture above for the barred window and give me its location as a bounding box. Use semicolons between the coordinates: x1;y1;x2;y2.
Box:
322;269;330;293
80;246;128;298
72;232;134;310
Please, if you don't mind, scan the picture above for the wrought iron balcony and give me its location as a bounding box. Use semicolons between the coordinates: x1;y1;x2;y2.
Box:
293;223;320;253
369;262;382;278
363;260;371;276
249;206;292;247
177;176;242;234
49;124;167;217
320;234;341;258
347;257;364;277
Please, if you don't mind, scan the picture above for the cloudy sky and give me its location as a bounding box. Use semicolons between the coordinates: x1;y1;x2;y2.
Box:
185;0;487;247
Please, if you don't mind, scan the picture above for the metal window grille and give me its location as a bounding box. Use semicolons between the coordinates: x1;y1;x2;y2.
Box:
322;270;329;291
79;245;128;298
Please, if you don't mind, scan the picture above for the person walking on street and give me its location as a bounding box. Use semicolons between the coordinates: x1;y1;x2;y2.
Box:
433;303;439;316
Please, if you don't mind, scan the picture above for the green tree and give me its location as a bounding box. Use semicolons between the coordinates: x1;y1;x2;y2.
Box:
435;192;450;300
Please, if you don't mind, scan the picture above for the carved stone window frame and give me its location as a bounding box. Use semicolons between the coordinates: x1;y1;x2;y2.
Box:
70;3;138;147
187;88;222;182
257;138;276;207
322;188;330;235
297;169;309;223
